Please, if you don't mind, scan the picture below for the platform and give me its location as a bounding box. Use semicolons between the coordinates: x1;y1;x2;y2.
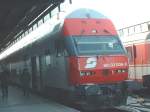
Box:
0;86;79;112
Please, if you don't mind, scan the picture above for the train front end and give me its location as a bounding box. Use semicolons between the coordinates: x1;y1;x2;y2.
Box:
63;9;128;107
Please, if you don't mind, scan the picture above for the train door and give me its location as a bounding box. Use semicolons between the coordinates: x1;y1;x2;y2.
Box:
39;56;44;90
31;56;38;90
126;45;136;80
39;54;51;89
31;56;44;91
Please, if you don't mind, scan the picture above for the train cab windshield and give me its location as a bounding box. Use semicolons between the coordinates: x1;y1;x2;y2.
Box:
73;36;125;56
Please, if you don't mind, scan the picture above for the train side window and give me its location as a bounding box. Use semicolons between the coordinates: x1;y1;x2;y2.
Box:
57;49;63;57
55;39;64;57
64;49;69;57
11;69;17;75
45;55;51;66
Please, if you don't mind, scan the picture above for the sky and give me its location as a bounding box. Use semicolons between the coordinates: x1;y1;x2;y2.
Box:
73;0;150;29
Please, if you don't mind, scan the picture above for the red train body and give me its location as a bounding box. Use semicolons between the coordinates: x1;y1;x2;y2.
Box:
119;21;150;89
64;18;128;86
0;5;128;108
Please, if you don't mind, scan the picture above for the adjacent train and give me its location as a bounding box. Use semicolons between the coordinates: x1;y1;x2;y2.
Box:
0;2;128;108
119;21;150;89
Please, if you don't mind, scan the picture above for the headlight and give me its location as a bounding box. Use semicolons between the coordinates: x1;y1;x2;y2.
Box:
114;69;128;73
86;72;92;76
80;71;95;76
80;72;86;76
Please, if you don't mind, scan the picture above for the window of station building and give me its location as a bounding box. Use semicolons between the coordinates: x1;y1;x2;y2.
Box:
134;25;141;33
60;3;66;11
29;27;33;33
14;39;16;43
148;24;150;31
51;7;59;17
33;23;38;30
123;28;129;36
16;37;19;41
38;19;43;27
19;35;22;39
69;0;72;4
141;23;148;32
11;69;17;76
16;68;20;75
25;31;28;36
60;0;71;11
118;30;124;37
21;33;24;38
18;36;21;40
128;27;135;35
58;5;61;12
44;13;50;22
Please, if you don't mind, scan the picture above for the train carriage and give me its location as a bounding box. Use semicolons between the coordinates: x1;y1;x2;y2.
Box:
119;21;150;89
0;0;128;108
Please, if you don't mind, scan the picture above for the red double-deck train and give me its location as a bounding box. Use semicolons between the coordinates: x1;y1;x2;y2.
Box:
0;2;128;108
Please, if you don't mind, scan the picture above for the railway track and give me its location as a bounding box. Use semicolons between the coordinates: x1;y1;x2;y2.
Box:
115;96;150;112
81;96;150;112
62;92;150;112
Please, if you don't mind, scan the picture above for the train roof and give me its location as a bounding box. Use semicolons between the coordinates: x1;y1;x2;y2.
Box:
66;8;107;19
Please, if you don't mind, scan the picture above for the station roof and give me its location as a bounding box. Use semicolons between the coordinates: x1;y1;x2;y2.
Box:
0;0;63;51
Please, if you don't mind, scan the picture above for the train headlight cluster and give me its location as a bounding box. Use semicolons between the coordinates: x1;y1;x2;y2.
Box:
80;71;95;76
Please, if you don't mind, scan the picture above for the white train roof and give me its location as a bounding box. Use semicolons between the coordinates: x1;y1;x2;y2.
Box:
66;8;107;19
